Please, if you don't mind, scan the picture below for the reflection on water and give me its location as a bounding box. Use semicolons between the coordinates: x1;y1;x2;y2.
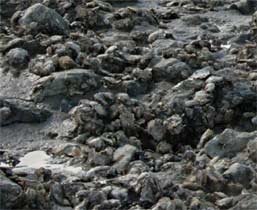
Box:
15;150;82;174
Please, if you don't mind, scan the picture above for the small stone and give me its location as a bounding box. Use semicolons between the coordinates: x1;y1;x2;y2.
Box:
63;144;82;157
197;129;214;149
156;141;172;154
113;144;137;173
58;56;77;70
6;48;30;69
147;119;166;142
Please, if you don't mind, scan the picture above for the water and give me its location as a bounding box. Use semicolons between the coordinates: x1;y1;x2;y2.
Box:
15;150;82;174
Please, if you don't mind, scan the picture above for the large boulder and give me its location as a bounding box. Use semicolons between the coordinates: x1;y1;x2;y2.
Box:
223;163;255;187
18;3;69;35
0;99;51;126
0;172;25;209
31;69;101;102
205;129;257;158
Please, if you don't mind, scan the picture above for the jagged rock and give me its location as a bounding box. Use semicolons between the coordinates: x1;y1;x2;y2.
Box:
6;48;30;69
152;58;192;82
31;69;101;102
223;163;255;187
0;99;51;126
247;138;257;162
113;144;138;173
17;3;69;35
229;194;257;210
0;171;25;209
205;129;257;158
231;0;257;15
147;119;166;142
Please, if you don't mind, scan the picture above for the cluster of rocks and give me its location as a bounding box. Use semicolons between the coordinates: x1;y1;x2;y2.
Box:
0;0;257;210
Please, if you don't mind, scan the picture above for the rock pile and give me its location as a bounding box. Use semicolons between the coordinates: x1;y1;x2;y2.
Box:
0;0;256;210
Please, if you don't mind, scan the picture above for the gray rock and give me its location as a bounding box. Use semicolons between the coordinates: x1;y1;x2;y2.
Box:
182;15;209;25
113;144;138;173
247;138;257;162
31;69;101;102
2;38;45;56
110;187;128;202
0;172;25;209
136;172;162;208
153;58;191;82
6;48;30;69
164;114;184;135
197;129;214;149
229;194;257;210
223;163;255;187
231;0;257;15
94;199;121;210
147;119;166;142
152;197;173;210
80;166;111;181
205;129;257;158
63;144;82;157
18;3;69;35
0;99;51;126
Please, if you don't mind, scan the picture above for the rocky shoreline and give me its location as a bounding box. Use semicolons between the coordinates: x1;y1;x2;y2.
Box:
0;0;257;209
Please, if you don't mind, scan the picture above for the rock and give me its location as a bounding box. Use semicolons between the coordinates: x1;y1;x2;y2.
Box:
153;58;192;82
231;0;257;15
197;129;214;149
113;144;138;173
182;15;208;26
0;172;25;209
87;147;113;166
63;144;82;157
94;199;121;210
75;189;107;209
229;194;257;210
6;48;30;69
164;114;184;135
247;138;257;162
110;187;128;202
2;38;45;56
191;66;212;80
18;3;69;35
156;141;172;154
152;197;173;210
216;197;235;209
223;163;254;187
29;57;57;76
136;172;162;208
147;119;166;142
87;137;108;151
98;49;129;73
58;56;77;70
31;69;101;102
0;99;51;126
205;129;257;158
1;1;257;210
80;166;111;181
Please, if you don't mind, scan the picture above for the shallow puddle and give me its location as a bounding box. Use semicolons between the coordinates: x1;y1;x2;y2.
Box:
15;150;82;174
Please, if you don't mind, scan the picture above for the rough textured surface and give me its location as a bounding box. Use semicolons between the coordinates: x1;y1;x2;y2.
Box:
0;0;257;210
